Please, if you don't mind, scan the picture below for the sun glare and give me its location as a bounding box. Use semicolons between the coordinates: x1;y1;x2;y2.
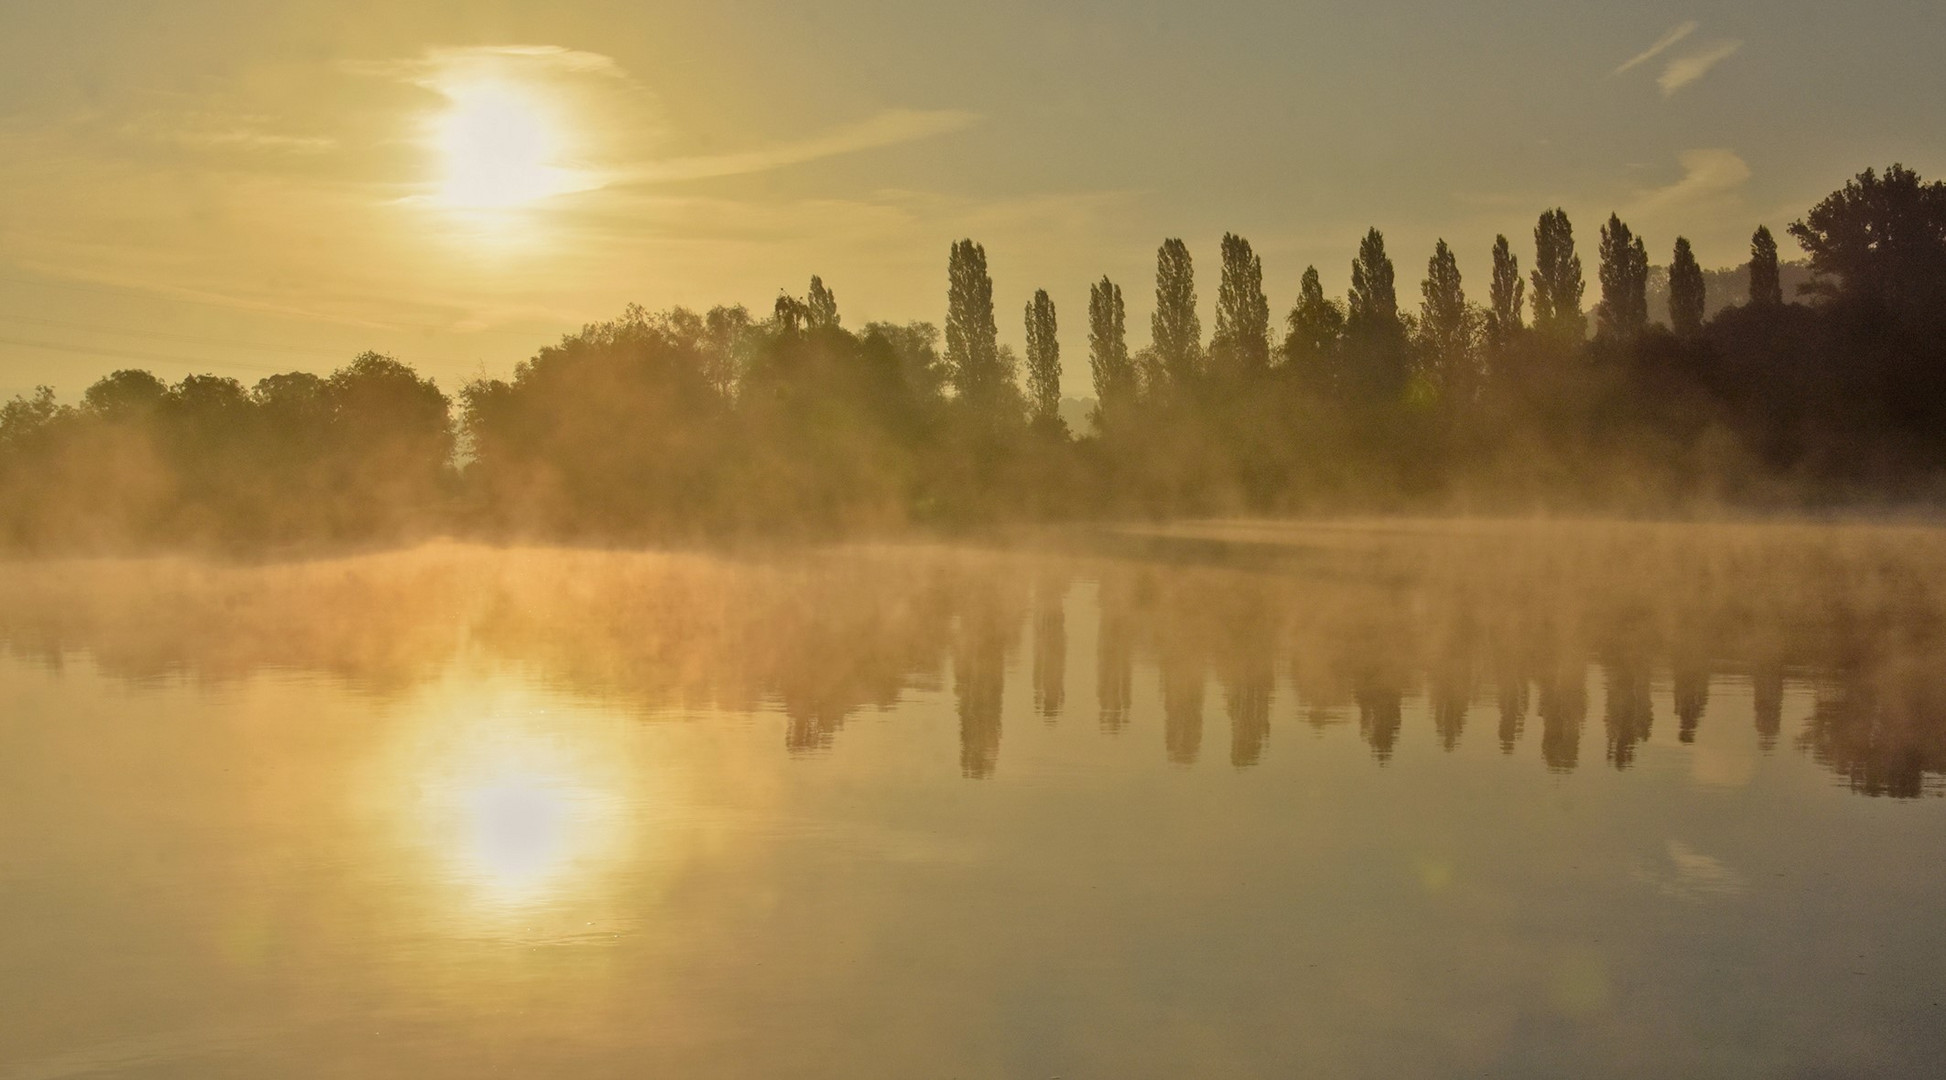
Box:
433;79;581;209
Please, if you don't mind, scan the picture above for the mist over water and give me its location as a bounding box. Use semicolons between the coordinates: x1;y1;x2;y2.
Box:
2;520;1945;1078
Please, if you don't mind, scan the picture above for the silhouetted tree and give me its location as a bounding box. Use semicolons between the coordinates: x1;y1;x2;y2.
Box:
703;305;753;398
1419;239;1474;397
1212;232;1271;379
1348;228;1399;334
1283;266;1345;392
1531;209;1587;344
1087;277;1135;427
1152;238;1202;388
807;275;840;330
946;240;1009;410
1487;234;1525;346
1346;228;1408;399
1024;289;1062;427
1749;226;1784;306
83;369;168;419
1596;213;1650;339
1668;237;1706;338
1788;164;1946;306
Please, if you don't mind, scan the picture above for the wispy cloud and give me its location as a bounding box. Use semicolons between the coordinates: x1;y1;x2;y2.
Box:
1615;21;1698;75
343;44;631;86
1631;148;1751;214
629;109;981;184
1659;40;1742;96
126;113;337;154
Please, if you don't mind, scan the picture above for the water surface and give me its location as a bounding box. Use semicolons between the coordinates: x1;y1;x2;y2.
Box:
2;521;1944;1078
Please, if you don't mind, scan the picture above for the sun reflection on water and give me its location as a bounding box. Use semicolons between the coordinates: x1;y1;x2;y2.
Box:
377;685;648;924
460;772;577;902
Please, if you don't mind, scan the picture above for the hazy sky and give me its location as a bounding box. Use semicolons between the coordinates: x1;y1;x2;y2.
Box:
0;0;1940;398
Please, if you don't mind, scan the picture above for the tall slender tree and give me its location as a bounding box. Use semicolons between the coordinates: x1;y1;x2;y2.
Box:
1347;228;1399;335
1212;233;1271;378
1024;289;1061;426
1668;237;1706;338
1420;240;1472;395
1088;277;1133;417
1531;209;1586;344
1596;213;1650;340
806;275;839;330
1488;234;1525;345
1346;228;1409;400
946;240;1007;407
1749;225;1783;306
1152;238;1202;387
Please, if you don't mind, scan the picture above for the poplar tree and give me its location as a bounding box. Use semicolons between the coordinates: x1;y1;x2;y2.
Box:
1668;237;1706;338
1596;213;1650;339
1088;277;1134;415
1530;209;1586;343
945;239;1005;405
1749;225;1783;306
806;275;839;330
1488;234;1524;344
1347;228;1408;400
1420;240;1471;392
1152;239;1202;386
1347;228;1399;334
1212;232;1270;378
1024;289;1061;425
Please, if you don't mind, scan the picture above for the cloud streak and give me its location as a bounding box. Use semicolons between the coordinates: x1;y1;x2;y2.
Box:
345;44;631;86
1660;40;1742;95
627;109;982;184
1615;21;1698;75
1631;148;1751;214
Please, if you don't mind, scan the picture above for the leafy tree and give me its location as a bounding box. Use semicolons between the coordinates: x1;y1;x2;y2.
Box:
1748;226;1783;306
83;369;168;419
1788;165;1946;305
1024;289;1062;426
0;387;66;454
1152;238;1202;387
1487;234;1525;345
1284;266;1346;371
946;239;1008;406
1596;213;1649;339
1531;209;1587;343
773;292;809;332
807;275;840;330
1668;237;1706;338
1211;233;1270;378
1088;277;1135;420
702;304;754;398
863;320;946;403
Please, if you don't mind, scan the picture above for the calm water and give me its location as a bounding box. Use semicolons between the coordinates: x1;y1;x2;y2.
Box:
2;521;1944;1079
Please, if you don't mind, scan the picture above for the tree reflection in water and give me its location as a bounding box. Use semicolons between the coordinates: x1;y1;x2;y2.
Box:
1;521;1944;796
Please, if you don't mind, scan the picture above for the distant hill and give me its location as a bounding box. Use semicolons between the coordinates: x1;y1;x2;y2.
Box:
1647;260;1817;324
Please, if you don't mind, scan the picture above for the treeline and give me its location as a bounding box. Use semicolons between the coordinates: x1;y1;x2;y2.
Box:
3;163;1945;548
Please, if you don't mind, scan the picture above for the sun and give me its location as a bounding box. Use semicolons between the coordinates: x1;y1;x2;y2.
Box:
432;79;582;209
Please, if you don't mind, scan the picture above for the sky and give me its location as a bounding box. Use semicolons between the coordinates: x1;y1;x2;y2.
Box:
0;0;1941;399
